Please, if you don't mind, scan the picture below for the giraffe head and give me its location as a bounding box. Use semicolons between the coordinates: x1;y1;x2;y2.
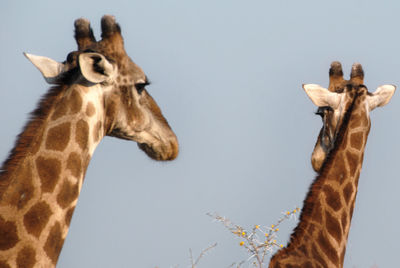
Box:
24;15;178;161
305;62;395;172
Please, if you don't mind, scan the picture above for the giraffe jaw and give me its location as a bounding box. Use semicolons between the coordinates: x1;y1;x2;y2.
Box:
137;139;178;161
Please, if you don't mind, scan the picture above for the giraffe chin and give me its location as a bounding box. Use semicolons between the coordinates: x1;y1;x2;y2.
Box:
137;141;178;161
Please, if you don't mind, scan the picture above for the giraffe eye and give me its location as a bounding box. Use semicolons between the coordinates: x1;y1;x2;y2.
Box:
135;81;150;94
315;106;332;117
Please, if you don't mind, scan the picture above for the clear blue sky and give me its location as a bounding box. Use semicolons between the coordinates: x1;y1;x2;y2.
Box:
1;1;399;267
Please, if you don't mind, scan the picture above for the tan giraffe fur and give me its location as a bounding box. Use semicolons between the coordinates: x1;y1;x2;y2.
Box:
269;62;395;268
0;15;178;268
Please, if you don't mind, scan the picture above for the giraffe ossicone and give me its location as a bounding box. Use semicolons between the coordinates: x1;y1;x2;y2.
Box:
0;15;178;268
269;62;395;268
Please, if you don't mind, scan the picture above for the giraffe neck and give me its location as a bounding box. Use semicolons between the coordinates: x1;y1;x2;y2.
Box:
270;96;370;268
0;84;106;267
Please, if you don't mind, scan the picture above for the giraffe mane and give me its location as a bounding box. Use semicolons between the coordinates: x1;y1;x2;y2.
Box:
0;84;69;196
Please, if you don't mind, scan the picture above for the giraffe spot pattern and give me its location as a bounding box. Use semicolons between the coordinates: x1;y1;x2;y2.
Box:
93;121;103;143
298;244;309;258
69;90;83;115
0;216;19;250
76;119;89;150
56;180;79;209
66;152;82;178
285;264;301;268
0;261;11;268
311;200;323;224
341;211;348;232
317;231;339;264
349;113;361;128
311;243;328;267
303;261;314;268
323;185;342;211
65;207;75;226
307;222;317;236
349;201;356;219
339;245;347;266
354;169;361;187
51;98;69;121
324;210;342;243
343;182;353;204
23;201;52;238
45;122;71;151
85;102;96;117
44;222;64;264
350;131;363;151
345;151;359;177
36;156;61;193
6;162;33;209
16;246;36;268
329;152;346;184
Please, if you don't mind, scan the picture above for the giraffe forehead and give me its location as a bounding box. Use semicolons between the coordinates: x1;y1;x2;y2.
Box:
117;58;146;83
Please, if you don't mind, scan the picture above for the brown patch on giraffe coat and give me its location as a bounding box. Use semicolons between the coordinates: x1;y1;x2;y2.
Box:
0;261;11;268
349;200;356;219
341;129;348;150
354;169;361;187
85;102;96;117
324;210;342;243
44;222;64;264
350;131;364;151
16;246;36;268
0;216;19;250
81;154;91;179
346;151;359;177
311;200;323;224
317;231;339;264
303;261;314;268
76;119;89;150
69;90;83;115
51;98;69;121
6;162;34;209
23;201;52;238
343;182;354;204
35;156;61;193
328;152;347;184
45;122;71;151
93;121;103;143
340;245;347;266
349;113;361;128
66;152;82;178
311;243;328;268
285;264;301;268
323;185;342;211
341;211;348;231
65;207;75;226
297;244;309;257
57;180;79;209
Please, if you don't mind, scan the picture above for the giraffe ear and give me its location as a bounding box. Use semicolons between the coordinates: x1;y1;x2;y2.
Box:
303;84;341;109
367;85;396;111
78;52;114;84
24;52;65;84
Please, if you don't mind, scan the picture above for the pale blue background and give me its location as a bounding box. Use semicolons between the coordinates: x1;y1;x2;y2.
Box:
1;1;399;267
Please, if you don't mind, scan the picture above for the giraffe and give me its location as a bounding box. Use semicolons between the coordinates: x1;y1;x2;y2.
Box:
269;62;395;268
0;15;178;268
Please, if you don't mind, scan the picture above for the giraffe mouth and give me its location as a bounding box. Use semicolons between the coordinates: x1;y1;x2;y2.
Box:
137;140;178;161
